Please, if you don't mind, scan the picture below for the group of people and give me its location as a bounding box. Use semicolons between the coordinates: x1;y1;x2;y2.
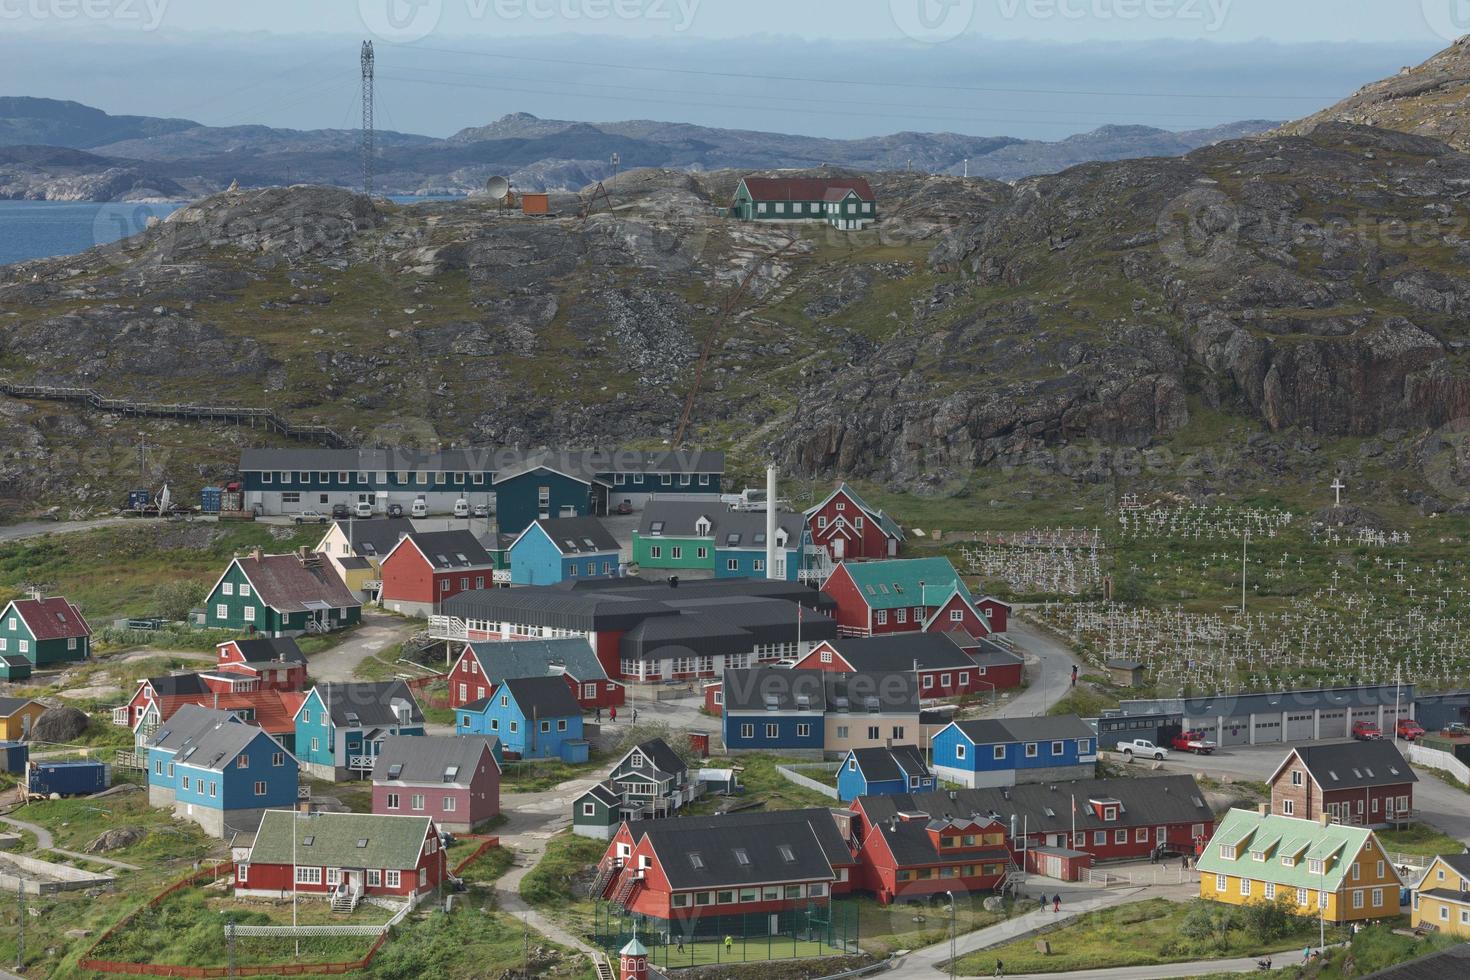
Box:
592;706;638;724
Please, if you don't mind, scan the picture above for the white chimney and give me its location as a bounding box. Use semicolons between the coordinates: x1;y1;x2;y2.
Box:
765;465;778;580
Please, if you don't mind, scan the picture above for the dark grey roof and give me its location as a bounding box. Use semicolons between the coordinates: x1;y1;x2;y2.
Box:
578;780;623;807
339;556;373;570
397;530;495;569
465;638;610;684
148;704;241;750
525;516;620;555
1288;741;1418;790
334;518;416;559
315;680;423;728
714;510;805;550
370;735;499;785
635;809;839;889
828;634;973;672
443;588;679;633
850;745;931;784
169;714;279;773
964;636;1026;668
953;715;1095;744
232;637;306;666
630;807;854;871
1360;944;1470;979
0;697;39;717
1434;854;1470;880
501;675;581;719
721;667;919;715
242;447;724;477
857;774;1213;840
552;576;836;613
872;814;1010;867
149;673;210;697
622;596;836;660
639;500;722;537
1120;683;1415;719
619;738;687;779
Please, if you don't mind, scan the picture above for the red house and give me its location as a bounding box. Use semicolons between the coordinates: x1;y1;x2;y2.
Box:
371;735;501;834
923;589;1010;637
215;637;308;691
234;811;449;906
795;633;1014;699
804;484;903;562
1267;741;1417;827
821;557;982;638
117;673;307;751
594;808;856;934
447;638;624;712
380;530;499;618
855;811;1013;904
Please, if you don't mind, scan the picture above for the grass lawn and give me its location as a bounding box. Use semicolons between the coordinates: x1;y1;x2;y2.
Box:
521;831;606;908
681;754;840;816
953;898;1350;976
500;755;607;793
645;935;844;970
1378;823;1468;858
855;893;1015;957
17;786;220;865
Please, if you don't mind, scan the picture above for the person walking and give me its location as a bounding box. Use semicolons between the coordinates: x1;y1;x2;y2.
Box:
595;707;602;723
1052;894;1061;913
724;935;733;955
632;707;639;724
993;959;1005;977
610;705;617;723
1038;893;1047;912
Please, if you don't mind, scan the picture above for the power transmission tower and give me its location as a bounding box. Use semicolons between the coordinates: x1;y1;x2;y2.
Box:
361;40;376;197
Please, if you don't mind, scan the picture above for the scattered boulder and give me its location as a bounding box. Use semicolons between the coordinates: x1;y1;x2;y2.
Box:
85;827;147;853
31;705;88;743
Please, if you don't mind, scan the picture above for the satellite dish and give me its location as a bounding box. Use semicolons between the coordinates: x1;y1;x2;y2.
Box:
485;176;510;201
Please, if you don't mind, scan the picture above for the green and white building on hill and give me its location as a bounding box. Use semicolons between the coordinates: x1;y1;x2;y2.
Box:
729;176;877;231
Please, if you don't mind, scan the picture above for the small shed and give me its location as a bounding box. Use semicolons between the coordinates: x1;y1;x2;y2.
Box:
0;742;27;774
0;656;31;682
521;193;550;215
1026;846;1093;882
695;767;740;795
559;739;590;764
1106;660;1146;688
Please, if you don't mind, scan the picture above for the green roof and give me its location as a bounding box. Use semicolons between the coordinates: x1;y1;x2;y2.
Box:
841;557;971;611
1196;809;1379;892
248;811;431;871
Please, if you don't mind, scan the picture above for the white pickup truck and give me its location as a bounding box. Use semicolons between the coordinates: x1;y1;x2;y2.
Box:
1116;738;1169;761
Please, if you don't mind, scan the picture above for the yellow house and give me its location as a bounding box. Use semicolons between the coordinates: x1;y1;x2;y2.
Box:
0;697;47;741
1197;807;1402;925
1411;853;1470;936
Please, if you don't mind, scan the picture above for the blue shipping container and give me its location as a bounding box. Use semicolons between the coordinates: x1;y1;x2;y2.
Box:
0;742;26;774
200;487;223;514
29;761;108;796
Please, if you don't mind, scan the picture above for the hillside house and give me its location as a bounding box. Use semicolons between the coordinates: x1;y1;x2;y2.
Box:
448;638;624;712
821;558;992;639
0;698;45;740
314;517;418;594
294;681;426;782
202;549;361;637
379;530;499;618
720;666;921;757
572;738;698;839
1411;853;1470;938
1267;741;1417;827
120;673;306;753
837;745;934;803
931;716;1097;788
0;595;90;672
214;637;308;691
1197;808;1402;924
371;735;501;834
731;176;877;231
455;675;587;762
508;516;621;585
795;633;1015;699
857;810;1013;904
234;811;448;907
804;483;903;563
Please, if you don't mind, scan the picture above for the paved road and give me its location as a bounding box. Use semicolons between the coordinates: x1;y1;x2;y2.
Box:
1142;740;1470;844
305;611;425;683
0;516;129;543
985;617;1080;719
0;814;141;871
985;954;1304;977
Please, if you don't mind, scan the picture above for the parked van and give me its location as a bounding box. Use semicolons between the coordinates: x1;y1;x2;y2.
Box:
411;497;428;518
453;498;470;519
355;501;373;519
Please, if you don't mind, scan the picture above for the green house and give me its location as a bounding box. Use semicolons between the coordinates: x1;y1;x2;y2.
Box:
572;780;624;840
731;176;877;231
0;596;91;673
631;500;719;573
203;550;362;638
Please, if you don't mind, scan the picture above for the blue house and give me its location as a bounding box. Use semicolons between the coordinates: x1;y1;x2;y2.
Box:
931;716;1097;789
294;680;425;782
456;675;588;762
719;666;920;757
145;703;298;837
508;516;621;585
714;510;811;582
837;745;934;802
493;457;608;536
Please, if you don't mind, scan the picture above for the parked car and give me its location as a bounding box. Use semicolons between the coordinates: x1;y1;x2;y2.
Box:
1446;722;1469;736
1396;718;1427;742
1351;721;1383;741
453;499;470;518
472;504;490;518
293;510;329;525
411;498;428;518
615;500;634;515
1117;738;1168;761
355;501;374;519
1170;730;1217;755
331;503;351;519
387;503;405;518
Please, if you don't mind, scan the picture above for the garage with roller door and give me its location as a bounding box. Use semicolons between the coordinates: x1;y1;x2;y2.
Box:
1317;709;1348;739
1251;715;1282;744
1217;717;1251;746
1285;712;1315;741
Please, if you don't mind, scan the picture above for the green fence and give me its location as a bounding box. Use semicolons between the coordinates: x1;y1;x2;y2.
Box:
594;899;859;969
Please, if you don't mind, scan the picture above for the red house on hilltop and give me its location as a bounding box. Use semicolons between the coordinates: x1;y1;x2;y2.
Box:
822;557;997;638
379;530;499;618
804;484;903;562
447;638;624;712
214;637;308;691
795;633;1021;699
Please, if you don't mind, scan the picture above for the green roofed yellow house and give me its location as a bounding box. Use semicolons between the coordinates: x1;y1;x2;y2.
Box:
1196;807;1402;924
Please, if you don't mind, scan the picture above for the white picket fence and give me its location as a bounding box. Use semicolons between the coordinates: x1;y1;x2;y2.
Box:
776;763;841;799
226;900;411;938
1407;743;1470;785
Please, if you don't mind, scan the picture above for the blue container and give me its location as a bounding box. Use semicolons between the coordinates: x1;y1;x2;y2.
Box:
0;742;27;774
200;487;223;514
126;490;152;510
29;760;108;796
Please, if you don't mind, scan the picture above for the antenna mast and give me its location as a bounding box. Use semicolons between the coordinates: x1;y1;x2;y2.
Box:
361;41;376;197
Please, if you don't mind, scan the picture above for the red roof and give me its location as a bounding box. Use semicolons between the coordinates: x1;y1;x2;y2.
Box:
740;177;875;203
9;597;90;640
151;689;306;736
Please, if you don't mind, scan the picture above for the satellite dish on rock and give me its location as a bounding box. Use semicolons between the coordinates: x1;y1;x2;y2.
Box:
485;175;510;201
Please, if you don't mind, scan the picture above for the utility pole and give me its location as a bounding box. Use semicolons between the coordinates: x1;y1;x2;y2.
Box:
15;878;24;972
1240;528;1250;614
361;41;376;197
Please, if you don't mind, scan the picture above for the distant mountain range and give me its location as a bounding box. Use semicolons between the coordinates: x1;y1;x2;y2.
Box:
0;96;1278;202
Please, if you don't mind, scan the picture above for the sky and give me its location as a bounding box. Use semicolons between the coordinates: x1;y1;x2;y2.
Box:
0;0;1454;140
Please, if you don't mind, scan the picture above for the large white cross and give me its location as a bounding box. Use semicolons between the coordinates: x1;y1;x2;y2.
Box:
1330;478;1345;506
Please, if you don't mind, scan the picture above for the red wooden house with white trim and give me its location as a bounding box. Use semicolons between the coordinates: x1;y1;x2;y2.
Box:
821;557;983;638
794;634;1006;698
234;811;448;906
804;484;903;563
447;638;624;712
854;811;1012;904
379;530;499;618
922;589;1010;637
215;637;308;691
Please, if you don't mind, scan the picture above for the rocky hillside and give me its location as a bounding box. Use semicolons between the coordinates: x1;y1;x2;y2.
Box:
5;115;1470;511
1277;36;1470;151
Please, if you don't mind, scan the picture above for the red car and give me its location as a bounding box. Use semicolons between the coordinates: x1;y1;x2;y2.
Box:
1395;719;1426;741
1171;730;1217;755
1351;721;1383;741
615;501;634;515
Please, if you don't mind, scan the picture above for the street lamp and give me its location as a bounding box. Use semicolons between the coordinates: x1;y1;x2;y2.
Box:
945;890;956;980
